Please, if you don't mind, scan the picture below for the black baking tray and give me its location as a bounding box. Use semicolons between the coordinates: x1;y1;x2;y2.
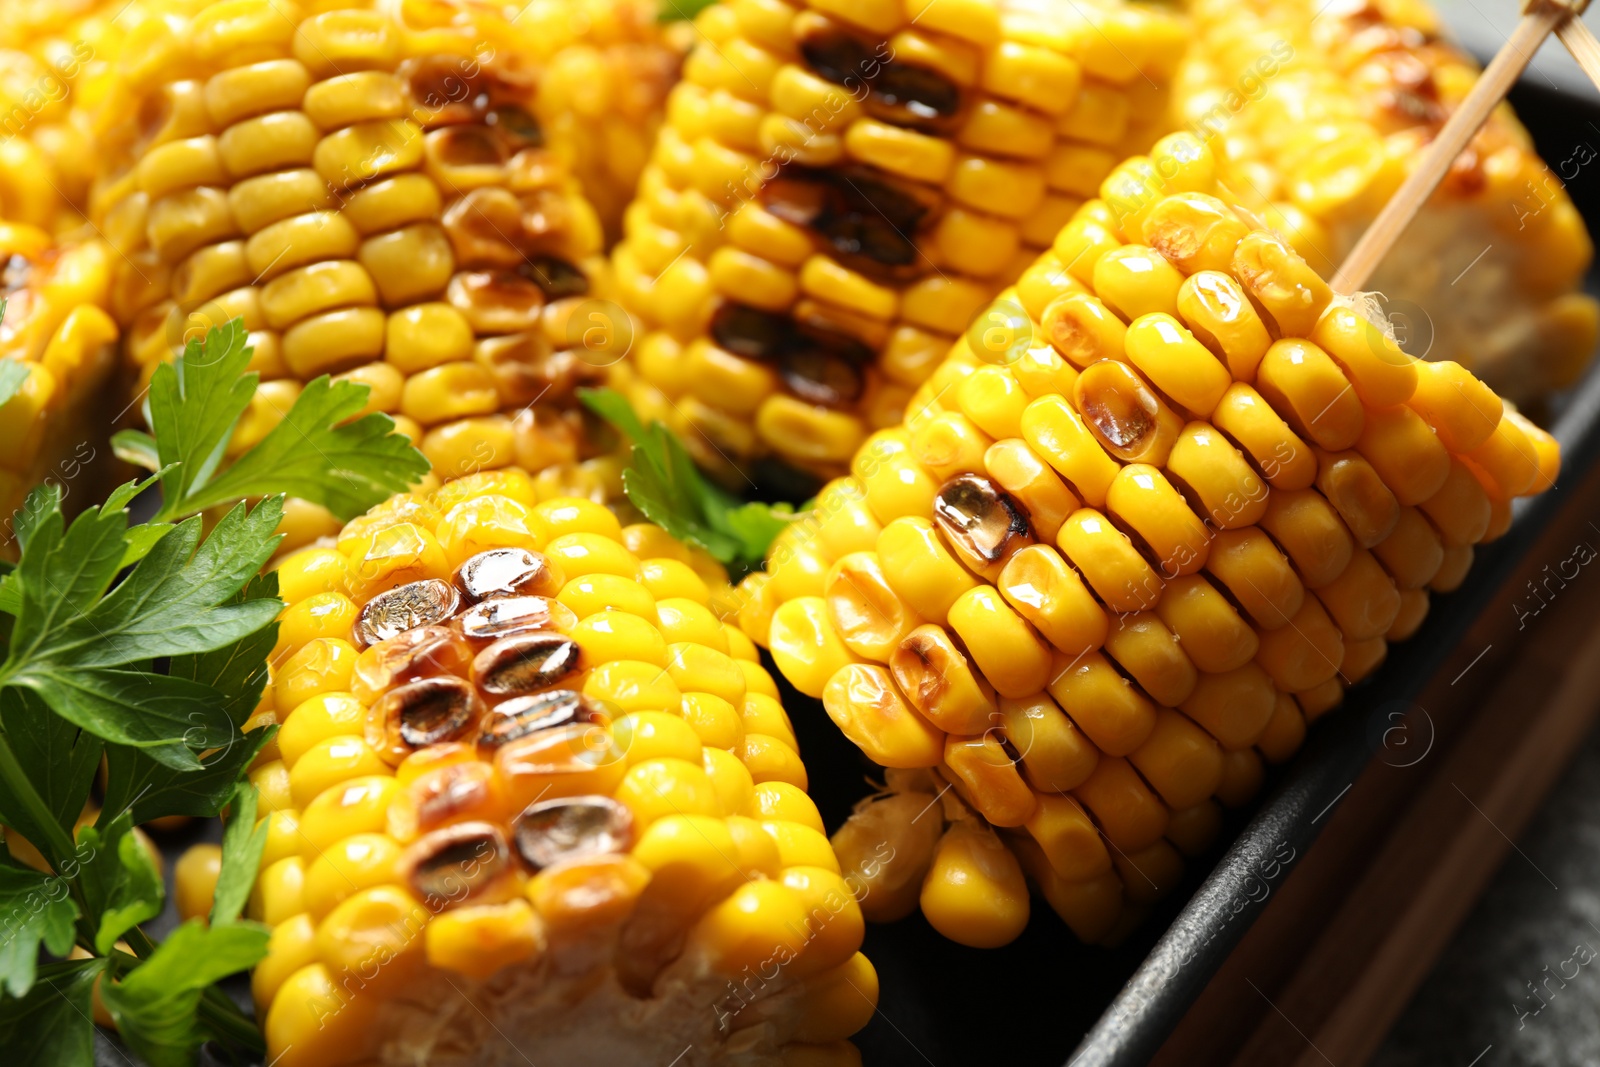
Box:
776;78;1600;1067
111;81;1600;1067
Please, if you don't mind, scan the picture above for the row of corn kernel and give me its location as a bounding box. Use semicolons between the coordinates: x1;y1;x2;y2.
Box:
739;133;1560;943
1175;0;1597;403
612;0;1187;482
0;228;122;558
241;470;874;1063
511;0;691;243
84;1;631;550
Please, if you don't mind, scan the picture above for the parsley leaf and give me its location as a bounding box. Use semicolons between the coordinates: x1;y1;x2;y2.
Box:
101;920;269;1067
100;575;280;825
191;374;430;519
141;317;427;522
0;361;28;410
211;783;267;926
0;689;101;857
580;388;792;578
146;320;257;514
76;810;163;955
0;855;79;997
0;957;100;1066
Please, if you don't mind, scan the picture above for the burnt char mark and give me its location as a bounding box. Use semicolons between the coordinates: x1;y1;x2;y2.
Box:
711;301;877;409
711;303;791;361
798;27;961;133
520;255;589;299
760;163;926;276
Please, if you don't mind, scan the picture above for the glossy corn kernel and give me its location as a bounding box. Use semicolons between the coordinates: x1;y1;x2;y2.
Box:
1178;0;1597;403
256;478;872;1064
734;118;1559;949
92;0;647;554
615;0;1185;482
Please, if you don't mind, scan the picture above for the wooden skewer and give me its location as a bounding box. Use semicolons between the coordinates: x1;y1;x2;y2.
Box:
1556;15;1600;90
1331;2;1572;294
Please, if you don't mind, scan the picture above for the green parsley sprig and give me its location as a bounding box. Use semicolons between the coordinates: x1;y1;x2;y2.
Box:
579;388;792;579
0;317;429;1065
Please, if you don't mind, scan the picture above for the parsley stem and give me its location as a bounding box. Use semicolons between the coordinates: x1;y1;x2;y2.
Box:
0;729;76;867
198;986;266;1054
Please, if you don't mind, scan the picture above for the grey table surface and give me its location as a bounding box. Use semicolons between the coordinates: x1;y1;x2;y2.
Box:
1373;724;1600;1067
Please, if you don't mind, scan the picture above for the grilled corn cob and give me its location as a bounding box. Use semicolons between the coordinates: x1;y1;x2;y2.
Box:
737;131;1559;946
0;226;121;558
250;469;873;1066
1176;0;1597;403
611;0;1187;484
86;0;680;548
514;0;690;243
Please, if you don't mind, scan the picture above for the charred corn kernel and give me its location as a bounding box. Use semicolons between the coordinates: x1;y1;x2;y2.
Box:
1255;595;1345;693
175;844;223;922
1073;358;1181;467
1179;663;1276;752
825;552;923;662
1047;651;1157;757
1256;339;1364;452
1232;232;1331;338
1041;294;1126;372
1316;548;1402;642
888;624;997;735
1211;383;1318;491
1257;489;1353;591
616;0;1184;477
